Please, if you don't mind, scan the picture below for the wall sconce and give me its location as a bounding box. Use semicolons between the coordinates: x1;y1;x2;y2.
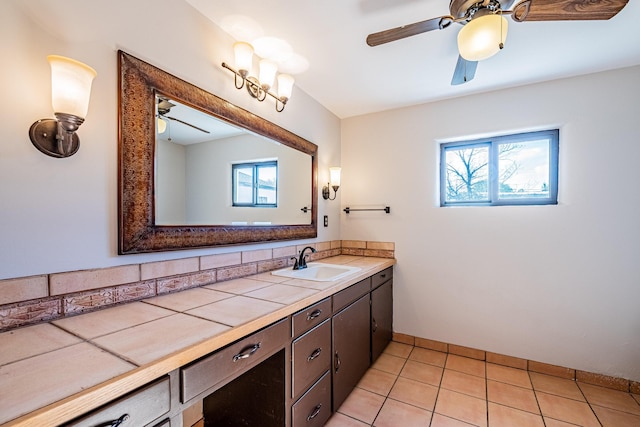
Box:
322;167;341;200
222;41;294;112
28;55;97;158
457;10;508;61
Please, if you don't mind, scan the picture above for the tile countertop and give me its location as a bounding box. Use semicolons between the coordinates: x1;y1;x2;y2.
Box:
0;256;395;427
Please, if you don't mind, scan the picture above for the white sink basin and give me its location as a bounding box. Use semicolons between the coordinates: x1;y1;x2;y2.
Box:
271;263;361;282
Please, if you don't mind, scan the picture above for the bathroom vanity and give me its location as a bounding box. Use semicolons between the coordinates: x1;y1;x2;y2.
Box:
0;256;394;427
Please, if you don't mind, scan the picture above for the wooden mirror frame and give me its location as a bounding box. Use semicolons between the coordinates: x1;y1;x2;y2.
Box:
118;51;318;254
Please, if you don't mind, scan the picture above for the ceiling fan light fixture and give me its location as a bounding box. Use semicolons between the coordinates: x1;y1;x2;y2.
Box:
157;117;167;134
457;13;508;62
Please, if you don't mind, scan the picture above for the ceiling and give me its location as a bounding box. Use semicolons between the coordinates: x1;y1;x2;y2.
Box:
186;0;640;119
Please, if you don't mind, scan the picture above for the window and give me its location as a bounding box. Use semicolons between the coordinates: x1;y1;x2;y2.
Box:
232;161;277;207
440;129;558;206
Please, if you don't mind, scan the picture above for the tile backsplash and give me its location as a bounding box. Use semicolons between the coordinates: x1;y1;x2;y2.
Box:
0;240;394;331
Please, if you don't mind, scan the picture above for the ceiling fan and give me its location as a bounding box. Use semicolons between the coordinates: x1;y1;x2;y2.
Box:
157;97;210;134
366;0;629;85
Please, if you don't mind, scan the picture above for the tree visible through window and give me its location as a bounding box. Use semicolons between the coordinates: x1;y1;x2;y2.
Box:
440;130;558;206
232;161;277;207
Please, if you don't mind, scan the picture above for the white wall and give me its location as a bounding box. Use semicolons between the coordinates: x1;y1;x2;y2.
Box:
341;66;640;381
0;0;341;280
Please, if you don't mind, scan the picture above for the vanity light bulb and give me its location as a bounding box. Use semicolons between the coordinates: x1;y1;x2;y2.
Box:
329;167;341;187
259;59;278;91
277;74;295;101
233;41;254;76
48;55;97;119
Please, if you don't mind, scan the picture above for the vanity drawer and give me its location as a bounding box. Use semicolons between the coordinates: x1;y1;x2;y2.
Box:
292;297;331;337
65;376;170;427
371;267;393;289
180;318;289;403
333;277;371;313
291;371;331;427
292;319;331;398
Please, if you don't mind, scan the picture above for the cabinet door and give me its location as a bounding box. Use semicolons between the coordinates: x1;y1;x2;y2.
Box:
332;295;370;411
371;279;393;362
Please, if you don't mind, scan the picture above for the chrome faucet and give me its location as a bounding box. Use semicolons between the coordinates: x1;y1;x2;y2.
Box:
292;246;316;270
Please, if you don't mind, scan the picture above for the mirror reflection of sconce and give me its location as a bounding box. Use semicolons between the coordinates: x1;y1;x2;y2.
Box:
28;55;97;158
222;41;295;112
322;167;341;200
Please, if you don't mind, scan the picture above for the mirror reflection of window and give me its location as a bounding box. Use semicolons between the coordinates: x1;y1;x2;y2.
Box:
233;161;278;207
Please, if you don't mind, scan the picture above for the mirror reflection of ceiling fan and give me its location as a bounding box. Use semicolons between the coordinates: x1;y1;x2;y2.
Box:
366;0;629;85
157;97;210;136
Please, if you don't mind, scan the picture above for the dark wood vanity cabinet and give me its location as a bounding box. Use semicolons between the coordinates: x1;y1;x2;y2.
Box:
291;298;332;426
332;293;371;410
292;267;394;421
371;267;393;362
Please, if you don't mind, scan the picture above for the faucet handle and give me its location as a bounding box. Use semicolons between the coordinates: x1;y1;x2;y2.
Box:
291;257;299;270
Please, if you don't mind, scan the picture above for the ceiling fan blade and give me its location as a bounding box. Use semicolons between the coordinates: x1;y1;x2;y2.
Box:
165;116;210;134
512;0;629;22
366;15;454;46
451;56;478;85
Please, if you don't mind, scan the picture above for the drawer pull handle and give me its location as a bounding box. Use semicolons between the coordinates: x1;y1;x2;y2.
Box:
372;317;378;333
306;309;322;321
307;347;322;361
307;404;322;421
334;352;341;373
380;274;386;278
107;414;130;427
232;343;261;362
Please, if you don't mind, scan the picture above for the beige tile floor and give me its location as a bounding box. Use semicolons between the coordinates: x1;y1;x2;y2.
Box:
326;342;640;427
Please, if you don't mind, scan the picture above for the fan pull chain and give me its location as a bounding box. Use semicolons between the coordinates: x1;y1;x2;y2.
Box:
499;10;504;50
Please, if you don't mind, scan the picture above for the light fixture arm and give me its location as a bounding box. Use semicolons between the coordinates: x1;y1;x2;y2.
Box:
222;62;289;112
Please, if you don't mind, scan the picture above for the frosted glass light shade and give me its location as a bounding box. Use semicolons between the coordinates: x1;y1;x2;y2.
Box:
233;41;254;75
259;60;278;90
277;74;295;100
457;14;508;61
48;55;97;119
329;167;341;187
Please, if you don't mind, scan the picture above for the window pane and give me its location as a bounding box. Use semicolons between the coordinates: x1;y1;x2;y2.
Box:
234;166;253;204
444;145;489;203
256;165;277;205
498;139;550;199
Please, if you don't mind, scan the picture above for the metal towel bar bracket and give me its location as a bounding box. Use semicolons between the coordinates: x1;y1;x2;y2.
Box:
343;206;390;214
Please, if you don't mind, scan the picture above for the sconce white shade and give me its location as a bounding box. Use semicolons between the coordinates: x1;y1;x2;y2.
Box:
157;117;167;134
259;60;278;90
48;55;97;119
277;74;295;101
233;42;254;75
457;14;508;61
329;167;341;187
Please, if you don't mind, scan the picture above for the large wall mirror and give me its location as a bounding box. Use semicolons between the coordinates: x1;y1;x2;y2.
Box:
118;51;318;254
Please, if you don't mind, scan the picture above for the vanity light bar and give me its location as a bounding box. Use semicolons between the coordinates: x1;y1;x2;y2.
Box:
222;62;291;112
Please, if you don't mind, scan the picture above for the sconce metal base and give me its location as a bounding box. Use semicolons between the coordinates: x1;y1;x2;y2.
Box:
322;184;339;200
245;76;267;101
29;117;81;158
